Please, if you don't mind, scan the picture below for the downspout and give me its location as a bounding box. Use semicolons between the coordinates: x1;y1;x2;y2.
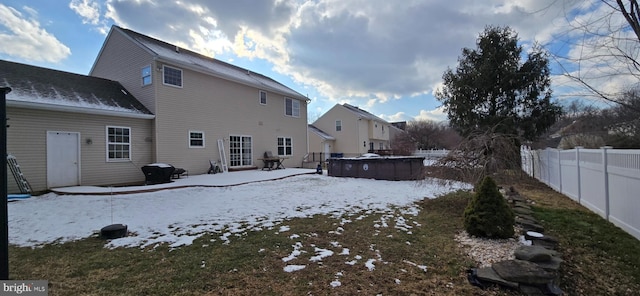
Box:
357;118;361;155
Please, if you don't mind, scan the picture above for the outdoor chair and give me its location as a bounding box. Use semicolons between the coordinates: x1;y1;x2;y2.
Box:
172;167;188;179
208;160;221;174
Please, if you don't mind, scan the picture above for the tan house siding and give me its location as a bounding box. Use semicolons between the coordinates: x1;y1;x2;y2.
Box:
6;107;153;193
313;105;363;154
150;64;308;173
89;26;309;174
313;104;393;155
308;131;326;155
90;29;157;113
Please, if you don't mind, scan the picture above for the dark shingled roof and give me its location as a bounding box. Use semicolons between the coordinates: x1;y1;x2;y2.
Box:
342;103;389;123
0;59;153;117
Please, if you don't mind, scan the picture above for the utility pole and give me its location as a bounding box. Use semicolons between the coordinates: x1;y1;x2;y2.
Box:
1;86;11;280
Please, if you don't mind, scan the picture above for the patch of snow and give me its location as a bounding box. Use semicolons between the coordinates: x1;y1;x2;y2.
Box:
282;242;304;262
283;265;306;272
310;247;334;262
365;259;376;271
403;260;427;272
8;172;471;248
330;280;341;287
278;225;290;232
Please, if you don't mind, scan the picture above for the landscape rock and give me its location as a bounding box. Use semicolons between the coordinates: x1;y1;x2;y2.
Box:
535;256;564;272
514;245;559;262
516;217;545;233
492;260;556;285
515;213;537;222
475;267;519;289
514;206;534;216
524;233;558;250
514;201;531;209
520;281;564;296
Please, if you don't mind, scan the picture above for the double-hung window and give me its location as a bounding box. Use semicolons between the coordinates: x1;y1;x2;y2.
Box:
336;120;342;131
141;65;152;86
163;65;183;87
277;137;292;156
107;126;131;161
259;90;267;105
284;97;300;117
189;131;204;148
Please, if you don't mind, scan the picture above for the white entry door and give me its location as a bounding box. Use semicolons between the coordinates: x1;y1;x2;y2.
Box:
47;131;80;188
323;142;331;160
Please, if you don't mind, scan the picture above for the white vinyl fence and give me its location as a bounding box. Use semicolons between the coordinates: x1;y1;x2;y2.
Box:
521;146;640;241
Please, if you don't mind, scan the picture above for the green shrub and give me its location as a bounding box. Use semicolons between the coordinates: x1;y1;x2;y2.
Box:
463;176;515;238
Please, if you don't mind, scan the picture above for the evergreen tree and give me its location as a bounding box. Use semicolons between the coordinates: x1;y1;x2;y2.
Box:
436;26;562;145
464;176;515;239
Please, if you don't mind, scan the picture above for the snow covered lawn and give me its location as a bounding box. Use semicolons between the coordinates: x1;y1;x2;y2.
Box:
9;172;469;249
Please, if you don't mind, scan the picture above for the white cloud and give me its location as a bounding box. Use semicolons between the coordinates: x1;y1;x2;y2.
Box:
69;0;100;25
379;111;409;122
95;0;625;113
0;4;71;63
414;107;448;122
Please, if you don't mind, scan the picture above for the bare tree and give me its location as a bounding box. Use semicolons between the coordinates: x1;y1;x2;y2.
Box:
432;126;524;184
404;120;462;150
555;0;640;112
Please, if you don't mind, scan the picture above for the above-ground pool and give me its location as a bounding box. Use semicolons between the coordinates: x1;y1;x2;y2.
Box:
328;156;425;181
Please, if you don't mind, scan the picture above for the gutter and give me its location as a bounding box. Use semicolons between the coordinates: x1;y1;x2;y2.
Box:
7;101;156;119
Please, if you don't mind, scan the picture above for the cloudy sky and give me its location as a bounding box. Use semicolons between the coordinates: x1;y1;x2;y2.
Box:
0;0;634;122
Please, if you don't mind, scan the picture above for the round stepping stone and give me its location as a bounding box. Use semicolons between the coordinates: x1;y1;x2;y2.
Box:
526;231;543;238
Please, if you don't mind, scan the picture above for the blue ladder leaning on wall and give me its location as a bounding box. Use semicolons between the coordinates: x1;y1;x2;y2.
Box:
6;154;31;200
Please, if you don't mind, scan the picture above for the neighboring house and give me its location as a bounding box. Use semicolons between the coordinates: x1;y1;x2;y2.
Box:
2;59;154;193
307;124;335;162
310;103;392;156
90;26;309;174
2;25;309;193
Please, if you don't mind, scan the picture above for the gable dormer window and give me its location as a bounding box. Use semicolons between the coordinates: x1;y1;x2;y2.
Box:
163;65;182;87
141;65;152;86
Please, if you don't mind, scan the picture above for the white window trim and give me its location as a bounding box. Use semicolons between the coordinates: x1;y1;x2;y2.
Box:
229;134;253;167
141;65;152;86
162;65;183;88
284;97;300;118
106;125;132;162
277;136;293;156
189;130;205;148
336;120;342;131
259;90;267;105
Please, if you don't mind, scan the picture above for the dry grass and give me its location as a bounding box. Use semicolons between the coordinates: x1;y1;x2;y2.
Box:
8;172;640;295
